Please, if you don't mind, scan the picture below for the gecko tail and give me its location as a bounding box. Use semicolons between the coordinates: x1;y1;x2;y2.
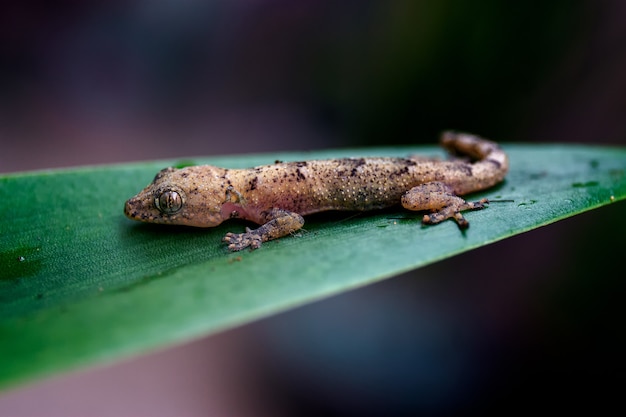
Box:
439;131;509;191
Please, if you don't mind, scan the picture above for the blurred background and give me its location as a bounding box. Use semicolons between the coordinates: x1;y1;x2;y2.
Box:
1;0;625;415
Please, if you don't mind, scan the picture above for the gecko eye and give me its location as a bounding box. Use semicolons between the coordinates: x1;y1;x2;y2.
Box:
155;190;183;214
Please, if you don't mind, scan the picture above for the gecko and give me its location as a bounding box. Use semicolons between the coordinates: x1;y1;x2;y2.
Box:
124;131;508;251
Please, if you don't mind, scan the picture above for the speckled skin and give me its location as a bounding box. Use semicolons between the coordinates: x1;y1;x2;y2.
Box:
124;131;508;251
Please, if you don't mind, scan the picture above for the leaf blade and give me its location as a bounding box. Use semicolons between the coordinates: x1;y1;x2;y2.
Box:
0;144;625;389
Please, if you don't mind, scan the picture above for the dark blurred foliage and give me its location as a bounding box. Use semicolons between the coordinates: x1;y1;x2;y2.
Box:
0;1;625;416
251;201;626;415
1;0;624;172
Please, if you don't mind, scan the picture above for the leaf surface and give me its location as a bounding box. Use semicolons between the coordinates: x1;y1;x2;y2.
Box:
1;144;625;389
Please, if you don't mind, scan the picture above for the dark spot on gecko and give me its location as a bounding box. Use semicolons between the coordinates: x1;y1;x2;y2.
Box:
486;158;501;169
342;159;364;176
275;160;283;164
455;163;473;177
337;157;366;167
404;159;417;166
389;166;409;178
296;168;306;181
296;161;307;167
153;167;175;183
249;176;258;191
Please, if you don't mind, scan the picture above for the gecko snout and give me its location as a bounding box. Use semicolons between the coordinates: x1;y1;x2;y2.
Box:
124;196;144;221
123;191;162;223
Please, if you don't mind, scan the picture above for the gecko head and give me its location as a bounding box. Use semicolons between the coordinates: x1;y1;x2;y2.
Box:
124;166;228;227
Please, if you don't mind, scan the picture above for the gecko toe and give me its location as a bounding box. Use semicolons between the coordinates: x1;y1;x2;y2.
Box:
222;231;263;251
453;212;469;229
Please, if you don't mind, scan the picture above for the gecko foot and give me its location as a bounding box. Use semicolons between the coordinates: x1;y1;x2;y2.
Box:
222;210;305;251
222;227;263;251
422;198;489;229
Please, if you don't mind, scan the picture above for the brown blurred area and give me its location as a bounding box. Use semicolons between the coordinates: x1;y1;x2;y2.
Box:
1;1;625;416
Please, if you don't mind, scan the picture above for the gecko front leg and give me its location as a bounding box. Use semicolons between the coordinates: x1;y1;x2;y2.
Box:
401;182;488;229
222;208;305;251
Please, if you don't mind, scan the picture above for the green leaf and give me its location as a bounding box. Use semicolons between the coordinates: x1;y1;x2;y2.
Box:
0;144;625;389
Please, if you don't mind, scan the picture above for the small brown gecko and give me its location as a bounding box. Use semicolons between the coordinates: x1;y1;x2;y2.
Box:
124;131;508;251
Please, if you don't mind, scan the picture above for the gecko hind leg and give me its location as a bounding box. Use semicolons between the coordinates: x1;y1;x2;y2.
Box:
222;209;305;251
401;182;488;229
